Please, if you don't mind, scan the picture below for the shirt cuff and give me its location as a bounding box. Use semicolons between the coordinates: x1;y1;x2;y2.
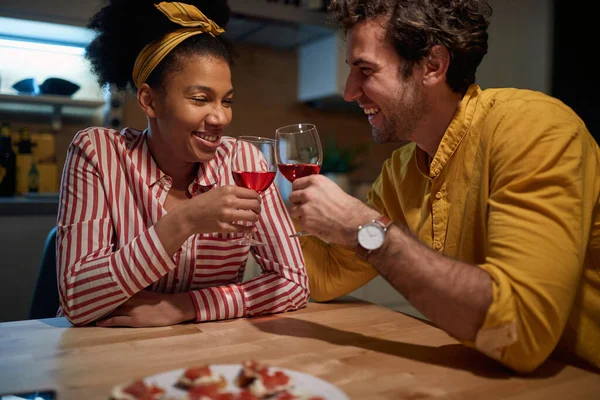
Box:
189;284;247;322
465;263;519;361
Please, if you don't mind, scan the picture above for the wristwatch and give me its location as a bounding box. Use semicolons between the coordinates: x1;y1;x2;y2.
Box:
355;215;393;260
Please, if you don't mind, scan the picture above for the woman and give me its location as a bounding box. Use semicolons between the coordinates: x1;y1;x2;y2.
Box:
56;0;308;327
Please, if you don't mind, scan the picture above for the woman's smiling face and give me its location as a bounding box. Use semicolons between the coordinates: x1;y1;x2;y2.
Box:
151;54;234;163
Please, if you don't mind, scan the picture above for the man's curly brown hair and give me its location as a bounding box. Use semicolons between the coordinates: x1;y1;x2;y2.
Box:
329;0;492;93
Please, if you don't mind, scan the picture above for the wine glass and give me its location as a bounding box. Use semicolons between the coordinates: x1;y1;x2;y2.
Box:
229;136;277;246
275;123;323;238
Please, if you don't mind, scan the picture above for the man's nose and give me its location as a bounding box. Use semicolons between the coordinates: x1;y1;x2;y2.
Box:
343;72;362;103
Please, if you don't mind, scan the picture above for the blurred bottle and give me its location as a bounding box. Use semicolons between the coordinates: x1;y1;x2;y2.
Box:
0;122;17;196
32;128;58;193
28;157;39;193
16;126;36;195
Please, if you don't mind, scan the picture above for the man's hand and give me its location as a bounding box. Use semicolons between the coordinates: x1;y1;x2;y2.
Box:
288;174;379;246
96;290;195;328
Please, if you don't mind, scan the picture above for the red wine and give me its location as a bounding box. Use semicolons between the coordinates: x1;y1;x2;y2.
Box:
278;163;320;183
232;171;276;193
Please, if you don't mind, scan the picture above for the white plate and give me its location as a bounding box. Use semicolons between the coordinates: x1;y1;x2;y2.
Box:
117;364;349;399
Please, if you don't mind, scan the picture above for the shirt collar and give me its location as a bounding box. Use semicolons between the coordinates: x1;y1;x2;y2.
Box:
136;130;230;188
417;84;481;178
193;139;231;188
133;129;165;187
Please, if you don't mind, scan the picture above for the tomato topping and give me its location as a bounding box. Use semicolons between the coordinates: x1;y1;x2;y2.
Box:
236;390;259;400
260;370;290;389
242;360;268;374
121;380;164;399
184;365;212;381
122;380;147;397
188;382;224;397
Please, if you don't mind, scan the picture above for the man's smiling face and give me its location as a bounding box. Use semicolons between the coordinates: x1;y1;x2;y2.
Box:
344;16;429;144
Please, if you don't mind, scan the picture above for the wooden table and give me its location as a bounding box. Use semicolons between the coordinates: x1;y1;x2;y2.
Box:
0;299;598;399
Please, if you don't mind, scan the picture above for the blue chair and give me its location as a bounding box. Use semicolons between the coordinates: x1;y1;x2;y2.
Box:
29;226;59;319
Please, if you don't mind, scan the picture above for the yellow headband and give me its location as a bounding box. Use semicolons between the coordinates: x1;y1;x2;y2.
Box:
132;2;225;88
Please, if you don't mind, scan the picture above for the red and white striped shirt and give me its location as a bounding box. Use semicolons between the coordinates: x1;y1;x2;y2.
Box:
57;127;309;326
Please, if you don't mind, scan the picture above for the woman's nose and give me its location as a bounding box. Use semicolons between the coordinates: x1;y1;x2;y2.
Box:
206;105;229;126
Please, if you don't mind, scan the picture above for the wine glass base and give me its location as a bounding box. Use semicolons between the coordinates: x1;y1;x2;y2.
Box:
228;238;266;246
289;231;312;238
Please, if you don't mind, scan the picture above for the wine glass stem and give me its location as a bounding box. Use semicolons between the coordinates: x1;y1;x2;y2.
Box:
290;231;312;238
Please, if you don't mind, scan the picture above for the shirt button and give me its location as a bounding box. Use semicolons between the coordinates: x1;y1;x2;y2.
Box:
434;241;443;250
174;278;180;284
435;191;443;200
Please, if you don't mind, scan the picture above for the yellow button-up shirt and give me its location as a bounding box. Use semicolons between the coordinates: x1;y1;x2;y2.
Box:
302;84;600;372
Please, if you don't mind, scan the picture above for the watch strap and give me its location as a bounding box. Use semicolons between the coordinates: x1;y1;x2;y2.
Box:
375;214;393;230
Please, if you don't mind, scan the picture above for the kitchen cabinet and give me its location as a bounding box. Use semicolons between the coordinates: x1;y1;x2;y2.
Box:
0;0;334;49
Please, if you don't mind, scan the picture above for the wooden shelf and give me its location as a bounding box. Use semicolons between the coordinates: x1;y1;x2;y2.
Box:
0;93;104;131
0;93;104;108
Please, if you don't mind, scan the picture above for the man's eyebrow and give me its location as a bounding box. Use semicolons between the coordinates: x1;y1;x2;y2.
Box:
186;85;234;96
345;57;373;66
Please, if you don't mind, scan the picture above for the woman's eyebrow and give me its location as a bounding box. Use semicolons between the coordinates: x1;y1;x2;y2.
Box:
185;85;234;96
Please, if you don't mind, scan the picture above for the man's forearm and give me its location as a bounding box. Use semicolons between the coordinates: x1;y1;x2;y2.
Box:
369;224;492;341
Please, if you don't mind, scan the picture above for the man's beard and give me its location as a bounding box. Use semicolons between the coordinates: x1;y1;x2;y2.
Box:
371;84;427;144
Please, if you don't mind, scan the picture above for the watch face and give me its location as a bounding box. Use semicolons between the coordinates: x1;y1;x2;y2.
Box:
358;223;385;250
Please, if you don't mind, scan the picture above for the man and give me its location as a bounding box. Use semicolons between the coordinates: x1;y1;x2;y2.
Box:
289;0;600;373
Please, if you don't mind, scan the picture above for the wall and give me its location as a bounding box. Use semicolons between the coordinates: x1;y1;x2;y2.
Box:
477;0;553;93
552;0;598;141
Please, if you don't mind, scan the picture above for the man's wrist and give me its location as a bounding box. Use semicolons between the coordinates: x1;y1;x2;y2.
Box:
345;207;380;247
354;214;393;260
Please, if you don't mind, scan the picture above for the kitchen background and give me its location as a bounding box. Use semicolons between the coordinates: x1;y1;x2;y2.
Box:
0;0;596;322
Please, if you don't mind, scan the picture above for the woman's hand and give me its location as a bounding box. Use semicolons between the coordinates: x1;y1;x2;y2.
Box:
180;185;262;236
153;185;262;257
95;290;195;327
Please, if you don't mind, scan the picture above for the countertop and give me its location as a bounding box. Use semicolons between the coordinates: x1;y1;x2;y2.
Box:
0;193;59;215
0;298;598;399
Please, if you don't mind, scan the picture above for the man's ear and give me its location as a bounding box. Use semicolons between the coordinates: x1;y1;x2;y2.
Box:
137;83;157;119
422;45;450;87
